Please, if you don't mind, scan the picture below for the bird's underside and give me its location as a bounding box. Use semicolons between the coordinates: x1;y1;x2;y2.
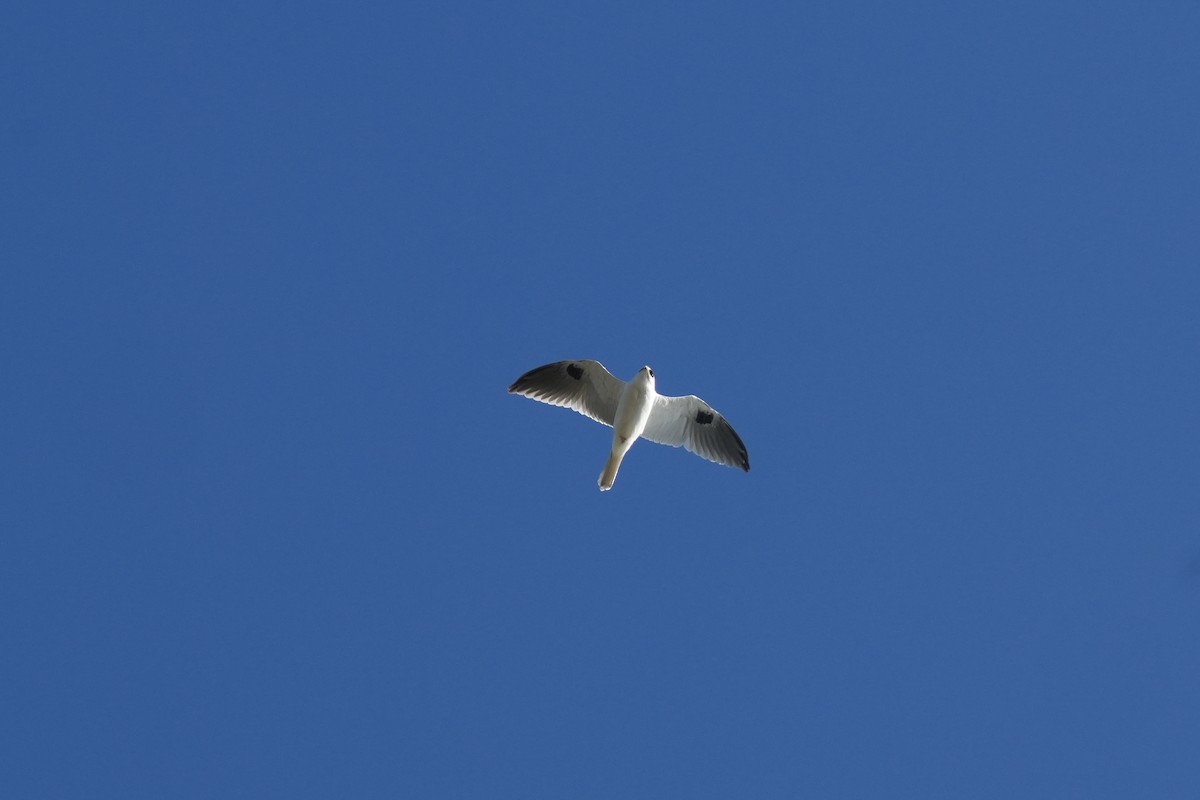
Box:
508;359;749;490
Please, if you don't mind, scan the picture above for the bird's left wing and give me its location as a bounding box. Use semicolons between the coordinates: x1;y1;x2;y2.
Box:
641;394;750;471
507;360;625;426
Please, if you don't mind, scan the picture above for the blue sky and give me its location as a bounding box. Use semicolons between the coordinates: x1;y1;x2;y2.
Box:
3;2;1198;797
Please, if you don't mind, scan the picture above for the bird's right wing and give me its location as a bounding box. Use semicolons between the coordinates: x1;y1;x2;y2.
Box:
507;360;625;426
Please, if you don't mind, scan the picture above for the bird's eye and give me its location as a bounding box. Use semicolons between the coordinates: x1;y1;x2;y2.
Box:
648;368;654;377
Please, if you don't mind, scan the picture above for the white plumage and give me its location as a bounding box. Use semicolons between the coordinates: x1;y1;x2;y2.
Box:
508;360;750;491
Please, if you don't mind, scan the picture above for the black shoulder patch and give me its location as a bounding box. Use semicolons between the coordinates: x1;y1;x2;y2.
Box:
695;410;714;425
565;363;583;380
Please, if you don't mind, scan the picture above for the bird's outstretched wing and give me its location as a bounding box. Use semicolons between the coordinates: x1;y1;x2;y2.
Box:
641;394;750;471
507;360;625;426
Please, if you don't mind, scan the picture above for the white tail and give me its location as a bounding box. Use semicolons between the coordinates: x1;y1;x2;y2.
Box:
598;451;622;491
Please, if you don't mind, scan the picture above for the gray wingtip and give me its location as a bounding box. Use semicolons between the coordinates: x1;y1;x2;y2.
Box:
722;418;750;472
507;362;559;395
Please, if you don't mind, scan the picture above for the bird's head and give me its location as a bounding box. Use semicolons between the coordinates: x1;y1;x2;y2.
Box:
641;365;655;388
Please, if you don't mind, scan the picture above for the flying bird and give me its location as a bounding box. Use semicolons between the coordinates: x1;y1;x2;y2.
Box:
508;360;750;491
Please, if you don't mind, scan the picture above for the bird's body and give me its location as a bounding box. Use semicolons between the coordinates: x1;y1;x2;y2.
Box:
600;366;656;490
508;360;749;491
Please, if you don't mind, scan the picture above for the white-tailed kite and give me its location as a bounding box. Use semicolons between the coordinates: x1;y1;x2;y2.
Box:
508;360;750;491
